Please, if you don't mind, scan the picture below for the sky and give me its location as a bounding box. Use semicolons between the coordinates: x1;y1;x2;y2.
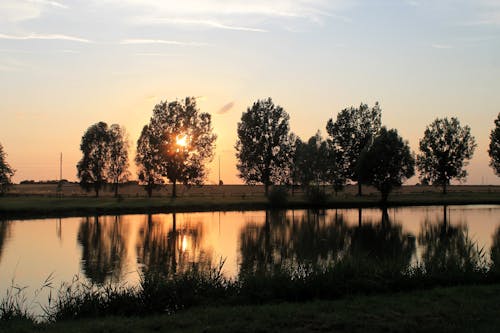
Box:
1;0;499;185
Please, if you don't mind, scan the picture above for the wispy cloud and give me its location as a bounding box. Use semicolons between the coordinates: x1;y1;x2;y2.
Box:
134;52;181;57
0;0;66;22
217;101;235;115
120;39;208;46
103;0;352;30
144;18;267;32
0;33;91;43
432;43;453;49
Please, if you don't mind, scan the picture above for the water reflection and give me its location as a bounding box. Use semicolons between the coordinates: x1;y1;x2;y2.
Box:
0;220;11;262
77;215;128;284
348;209;415;268
419;206;484;273
490;226;500;272
1;205;499;294
136;213;213;276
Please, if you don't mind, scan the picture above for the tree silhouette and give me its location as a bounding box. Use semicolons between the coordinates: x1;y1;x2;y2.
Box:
144;98;216;198
326;102;382;196
417;117;476;194
0;143;15;196
236;98;294;196
136;124;164;197
108;124;130;197
488;113;500;176
294;132;338;193
359;127;415;203
77;122;111;197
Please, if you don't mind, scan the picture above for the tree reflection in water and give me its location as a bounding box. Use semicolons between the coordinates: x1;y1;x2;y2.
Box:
491;226;500;273
418;206;485;274
136;213;213;277
0;220;11;263
348;208;416;268
77;215;128;284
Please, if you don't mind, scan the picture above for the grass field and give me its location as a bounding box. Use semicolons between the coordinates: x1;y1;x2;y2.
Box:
1;184;499;219
3;284;500;333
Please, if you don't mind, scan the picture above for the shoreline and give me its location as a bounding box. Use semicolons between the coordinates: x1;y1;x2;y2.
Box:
1;190;499;220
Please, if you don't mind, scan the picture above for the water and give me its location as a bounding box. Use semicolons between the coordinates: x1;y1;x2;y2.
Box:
1;205;499;301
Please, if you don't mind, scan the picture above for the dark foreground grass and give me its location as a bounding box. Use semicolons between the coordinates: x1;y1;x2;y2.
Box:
1;191;499;219
3;284;500;333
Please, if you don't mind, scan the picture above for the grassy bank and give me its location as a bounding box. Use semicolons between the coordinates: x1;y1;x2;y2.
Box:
3;284;500;333
0;190;499;219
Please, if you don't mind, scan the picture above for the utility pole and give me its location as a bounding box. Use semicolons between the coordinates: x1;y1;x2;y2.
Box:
218;155;221;185
60;152;62;181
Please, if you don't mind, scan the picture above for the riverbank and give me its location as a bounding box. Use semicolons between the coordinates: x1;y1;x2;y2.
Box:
3;284;500;333
0;189;499;219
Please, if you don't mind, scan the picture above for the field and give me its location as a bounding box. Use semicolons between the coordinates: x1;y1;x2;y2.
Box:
1;184;499;219
7;182;500;198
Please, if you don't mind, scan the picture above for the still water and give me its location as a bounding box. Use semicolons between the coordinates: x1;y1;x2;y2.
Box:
1;205;499;296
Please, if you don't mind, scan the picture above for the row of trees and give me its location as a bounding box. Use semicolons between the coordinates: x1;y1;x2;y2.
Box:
235;98;491;201
2;97;499;199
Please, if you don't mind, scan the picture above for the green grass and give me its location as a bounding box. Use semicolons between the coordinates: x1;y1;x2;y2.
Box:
3;284;500;333
0;191;499;219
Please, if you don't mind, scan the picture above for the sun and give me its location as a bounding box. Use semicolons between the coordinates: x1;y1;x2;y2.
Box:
176;134;188;147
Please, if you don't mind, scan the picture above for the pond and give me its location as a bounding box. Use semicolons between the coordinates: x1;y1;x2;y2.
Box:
1;205;499;302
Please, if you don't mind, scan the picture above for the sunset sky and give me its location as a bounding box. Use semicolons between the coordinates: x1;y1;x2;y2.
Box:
1;0;499;185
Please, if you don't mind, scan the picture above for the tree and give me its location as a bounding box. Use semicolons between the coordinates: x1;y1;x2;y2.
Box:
326;102;382;196
147;97;216;198
417;117;476;194
136;124;164;197
359;127;415;203
108;124;130;197
77;122;111;197
488;113;500;176
0;143;15;196
294;131;338;192
235;98;294;196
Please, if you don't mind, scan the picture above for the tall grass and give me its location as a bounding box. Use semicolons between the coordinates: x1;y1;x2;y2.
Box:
1;248;498;324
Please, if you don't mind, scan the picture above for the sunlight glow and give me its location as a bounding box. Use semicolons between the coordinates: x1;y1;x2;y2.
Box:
176;134;188;147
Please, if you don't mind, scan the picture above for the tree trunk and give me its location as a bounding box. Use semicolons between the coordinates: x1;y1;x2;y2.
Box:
114;181;119;198
443;182;447;194
358;208;362;227
147;185;152;198
172;180;177;198
357;181;362;196
95;187;99;198
264;183;269;197
381;191;389;204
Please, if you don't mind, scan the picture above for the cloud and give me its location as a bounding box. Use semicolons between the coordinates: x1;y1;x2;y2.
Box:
120;39;208;46
217;102;235;115
432;43;453;49
143;18;267;32
0;0;66;22
100;0;353;30
0;33;91;43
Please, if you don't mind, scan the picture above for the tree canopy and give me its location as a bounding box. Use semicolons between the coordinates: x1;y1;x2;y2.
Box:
139;97;217;197
77;122;129;197
136;124;164;197
488;113;500;177
359;127;415;202
417;117;476;194
326;102;382;195
108;124;130;197
0;143;15;196
235;98;294;195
